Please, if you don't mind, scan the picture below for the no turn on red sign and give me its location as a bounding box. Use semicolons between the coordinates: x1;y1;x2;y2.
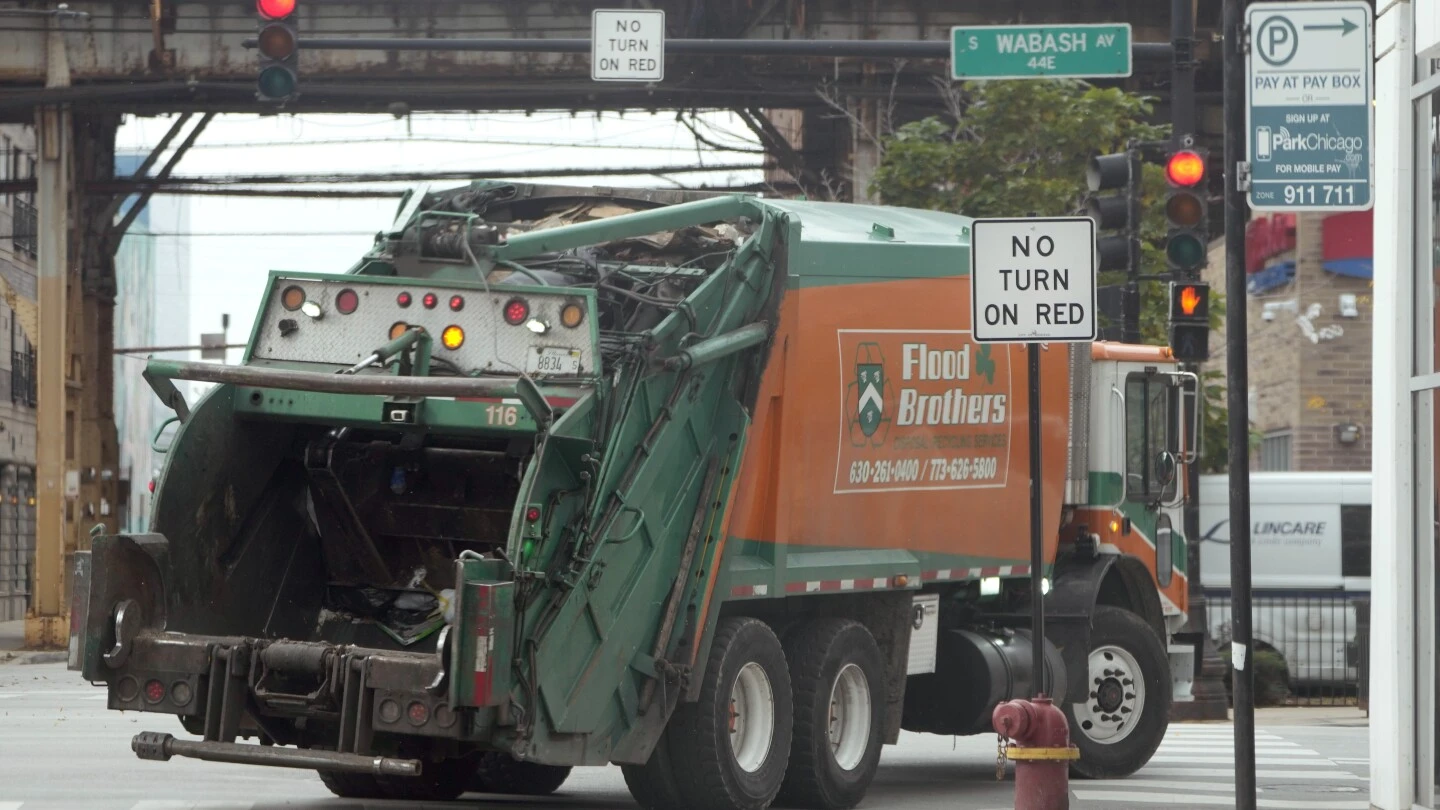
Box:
968;217;1097;344
591;9;665;82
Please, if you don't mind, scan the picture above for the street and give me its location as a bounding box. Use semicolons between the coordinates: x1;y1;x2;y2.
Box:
0;661;1370;810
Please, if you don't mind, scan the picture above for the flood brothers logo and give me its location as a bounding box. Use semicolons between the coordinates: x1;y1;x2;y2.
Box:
846;340;1000;448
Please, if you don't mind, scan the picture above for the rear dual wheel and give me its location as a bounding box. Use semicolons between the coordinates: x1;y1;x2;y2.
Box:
778;619;886;810
624;616;885;810
626;616;794;810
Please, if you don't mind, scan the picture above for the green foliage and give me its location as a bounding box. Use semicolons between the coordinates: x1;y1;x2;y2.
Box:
871;79;1232;473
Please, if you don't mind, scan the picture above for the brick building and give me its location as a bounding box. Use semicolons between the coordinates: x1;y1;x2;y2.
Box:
1202;211;1374;473
0;124;41;622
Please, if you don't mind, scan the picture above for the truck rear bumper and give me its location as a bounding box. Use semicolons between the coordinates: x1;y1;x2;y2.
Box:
100;629;480;769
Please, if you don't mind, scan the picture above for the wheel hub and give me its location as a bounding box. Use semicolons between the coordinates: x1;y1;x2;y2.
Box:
825;663;872;772
728;662;776;773
1071;645;1146;745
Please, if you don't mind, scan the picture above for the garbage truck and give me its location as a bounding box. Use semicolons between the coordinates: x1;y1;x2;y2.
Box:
69;181;1198;810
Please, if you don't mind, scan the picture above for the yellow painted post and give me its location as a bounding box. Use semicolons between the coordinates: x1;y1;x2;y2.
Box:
25;104;70;649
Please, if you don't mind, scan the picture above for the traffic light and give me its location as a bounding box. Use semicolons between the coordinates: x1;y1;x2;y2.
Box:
1163;145;1209;277
1084;151;1140;274
1168;281;1211;361
256;0;298;102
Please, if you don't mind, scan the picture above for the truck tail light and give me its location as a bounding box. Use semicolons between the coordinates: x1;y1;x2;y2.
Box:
396;291;412;308
335;288;359;315
144;679;165;704
449;295;465;312
407;701;429;726
503;298;529;326
422;293;438;309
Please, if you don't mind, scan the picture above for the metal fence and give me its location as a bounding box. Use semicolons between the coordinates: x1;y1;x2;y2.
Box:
1206;591;1369;707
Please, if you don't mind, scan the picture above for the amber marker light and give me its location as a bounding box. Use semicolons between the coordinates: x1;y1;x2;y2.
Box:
560;303;585;329
441;325;465;350
280;285;306;311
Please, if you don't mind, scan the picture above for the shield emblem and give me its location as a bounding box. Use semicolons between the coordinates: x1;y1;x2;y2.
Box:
856;363;884;437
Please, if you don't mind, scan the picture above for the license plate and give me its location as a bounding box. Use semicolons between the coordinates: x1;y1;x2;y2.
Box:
527;347;581;376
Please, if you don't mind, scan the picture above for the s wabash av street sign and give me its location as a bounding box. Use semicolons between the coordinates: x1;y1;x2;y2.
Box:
969;217;1098;344
1246;1;1374;212
950;24;1132;80
591;9;665;82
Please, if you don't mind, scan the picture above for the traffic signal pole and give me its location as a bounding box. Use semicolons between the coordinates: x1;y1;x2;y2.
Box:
1167;0;1231;725
1222;0;1257;806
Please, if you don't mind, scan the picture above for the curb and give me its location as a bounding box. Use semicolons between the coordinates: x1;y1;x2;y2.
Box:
0;650;68;665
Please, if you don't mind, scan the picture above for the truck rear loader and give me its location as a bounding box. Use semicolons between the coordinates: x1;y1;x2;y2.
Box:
70;182;1199;810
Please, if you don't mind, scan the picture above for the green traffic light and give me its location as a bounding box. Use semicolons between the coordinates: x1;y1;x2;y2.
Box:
258;65;296;99
1166;233;1206;270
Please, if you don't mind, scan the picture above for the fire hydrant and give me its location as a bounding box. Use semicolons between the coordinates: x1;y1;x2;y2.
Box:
992;694;1079;810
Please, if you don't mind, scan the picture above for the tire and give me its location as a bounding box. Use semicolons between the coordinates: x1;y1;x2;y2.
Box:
317;770;388;799
471;751;572;795
1063;605;1172;780
776;619;886;810
668;616;793;810
376;754;479;801
622;730;689;810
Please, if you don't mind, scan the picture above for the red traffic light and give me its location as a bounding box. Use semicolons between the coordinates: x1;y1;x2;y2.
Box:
1166;150;1206;187
257;0;296;19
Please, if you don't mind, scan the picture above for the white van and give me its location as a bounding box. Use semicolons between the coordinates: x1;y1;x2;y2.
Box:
1198;472;1371;684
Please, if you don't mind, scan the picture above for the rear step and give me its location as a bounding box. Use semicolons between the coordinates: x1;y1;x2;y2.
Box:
131;731;422;776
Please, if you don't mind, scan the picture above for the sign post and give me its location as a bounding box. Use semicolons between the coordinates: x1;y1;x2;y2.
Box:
970;216;1097;697
591;9;665;83
1245;1;1374;212
950;24;1133;80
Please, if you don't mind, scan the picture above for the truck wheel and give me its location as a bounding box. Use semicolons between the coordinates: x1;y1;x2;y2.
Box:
317;770;387;799
776;619;885;810
622;731;688;810
471;751;571;795
1064;605;1171;779
377;754;479;801
668;616;793;810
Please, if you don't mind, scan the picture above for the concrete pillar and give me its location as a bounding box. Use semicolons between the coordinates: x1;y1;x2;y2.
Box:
1370;0;1417;805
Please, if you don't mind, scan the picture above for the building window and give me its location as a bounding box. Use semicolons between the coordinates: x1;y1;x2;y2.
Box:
12;154;35;258
1259;430;1292;471
1340;504;1371;578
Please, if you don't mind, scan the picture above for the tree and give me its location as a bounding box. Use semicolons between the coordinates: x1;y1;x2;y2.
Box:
870;79;1232;473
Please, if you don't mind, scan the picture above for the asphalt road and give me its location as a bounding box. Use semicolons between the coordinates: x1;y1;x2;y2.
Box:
0;661;1372;810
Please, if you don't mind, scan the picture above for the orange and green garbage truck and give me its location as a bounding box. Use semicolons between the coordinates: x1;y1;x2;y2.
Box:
69;181;1199;810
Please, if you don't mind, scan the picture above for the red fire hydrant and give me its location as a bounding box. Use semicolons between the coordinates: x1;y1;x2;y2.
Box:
992;694;1079;810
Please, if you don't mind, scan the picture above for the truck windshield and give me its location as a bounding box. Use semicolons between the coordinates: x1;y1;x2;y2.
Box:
1125;372;1178;503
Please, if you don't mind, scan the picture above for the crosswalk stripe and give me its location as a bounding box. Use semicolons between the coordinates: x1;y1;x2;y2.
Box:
1134;767;1366;780
128;795;257;801
1082;779;1240;793
1156;746;1321;756
1147;755;1337;765
1074;790;1369;808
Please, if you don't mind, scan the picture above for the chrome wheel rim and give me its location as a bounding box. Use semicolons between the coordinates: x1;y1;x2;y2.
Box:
1071;644;1145;745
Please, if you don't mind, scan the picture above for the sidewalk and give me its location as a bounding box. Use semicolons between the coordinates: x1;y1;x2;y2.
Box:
0;619;67;665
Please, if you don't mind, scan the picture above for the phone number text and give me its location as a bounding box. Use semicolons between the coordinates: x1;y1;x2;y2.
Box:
846;457;1000;486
